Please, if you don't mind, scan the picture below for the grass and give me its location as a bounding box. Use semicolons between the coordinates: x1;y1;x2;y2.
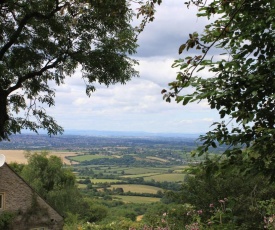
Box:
144;173;186;182
146;156;169;163
110;184;163;194
68;154;111;162
172;165;188;169
173;169;186;173
90;178;122;184
171;165;188;173
112;195;161;204
123;167;166;175
121;173;161;178
121;172;185;182
77;184;87;189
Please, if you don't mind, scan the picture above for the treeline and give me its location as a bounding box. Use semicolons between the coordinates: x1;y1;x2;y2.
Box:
76;154;183;167
82;187;163;199
78;172;182;191
78;176;181;192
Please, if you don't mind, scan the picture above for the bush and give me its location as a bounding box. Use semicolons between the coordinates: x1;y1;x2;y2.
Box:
0;211;15;230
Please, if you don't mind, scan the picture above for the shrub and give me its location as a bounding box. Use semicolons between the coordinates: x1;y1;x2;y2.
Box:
0;211;15;230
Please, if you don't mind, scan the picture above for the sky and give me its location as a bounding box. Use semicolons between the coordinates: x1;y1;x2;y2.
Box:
46;0;221;135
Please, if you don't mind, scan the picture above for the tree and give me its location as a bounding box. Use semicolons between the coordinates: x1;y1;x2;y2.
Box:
22;151;74;195
157;161;275;229
21;151;81;215
162;0;275;179
0;0;161;141
167;161;275;229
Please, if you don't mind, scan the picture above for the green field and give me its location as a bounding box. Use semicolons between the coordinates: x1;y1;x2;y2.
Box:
171;166;188;173
123;167;167;175
146;156;169;162
110;184;163;194
77;184;87;189
144;173;185;182
112;195;161;204
69;154;111;162
91;179;122;184
172;165;188;169
121;173;161;178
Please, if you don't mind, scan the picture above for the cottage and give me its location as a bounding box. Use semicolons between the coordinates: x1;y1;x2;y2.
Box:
0;163;64;230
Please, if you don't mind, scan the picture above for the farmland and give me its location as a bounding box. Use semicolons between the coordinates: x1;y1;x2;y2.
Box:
143;173;186;182
112;195;161;204
1;134;203;202
0;149;78;165
110;184;163;194
1;134;210;227
70;154;112;162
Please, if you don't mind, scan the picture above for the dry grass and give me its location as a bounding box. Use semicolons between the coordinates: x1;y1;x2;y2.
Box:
0;150;79;165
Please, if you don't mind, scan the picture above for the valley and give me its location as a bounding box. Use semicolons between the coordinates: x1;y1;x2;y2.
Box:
0;134;219;229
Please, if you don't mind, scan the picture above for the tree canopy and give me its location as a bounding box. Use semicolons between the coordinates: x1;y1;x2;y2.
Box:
20;151;82;215
0;0;161;141
163;0;275;179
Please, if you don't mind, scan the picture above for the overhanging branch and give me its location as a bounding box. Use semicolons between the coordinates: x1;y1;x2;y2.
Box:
7;58;61;94
0;4;64;61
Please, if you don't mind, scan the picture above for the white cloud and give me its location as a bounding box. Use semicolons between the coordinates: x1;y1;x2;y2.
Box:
43;1;222;134
135;0;211;57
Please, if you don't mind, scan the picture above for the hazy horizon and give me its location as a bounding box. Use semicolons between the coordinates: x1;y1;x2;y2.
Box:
20;129;203;138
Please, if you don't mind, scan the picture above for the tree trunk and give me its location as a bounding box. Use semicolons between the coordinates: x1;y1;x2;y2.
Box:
0;91;9;139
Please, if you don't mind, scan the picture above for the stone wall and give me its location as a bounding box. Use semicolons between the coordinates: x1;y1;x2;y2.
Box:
0;163;64;230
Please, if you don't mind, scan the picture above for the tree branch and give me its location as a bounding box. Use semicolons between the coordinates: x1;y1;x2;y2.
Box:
7;58;61;94
167;0;246;99
0;4;64;61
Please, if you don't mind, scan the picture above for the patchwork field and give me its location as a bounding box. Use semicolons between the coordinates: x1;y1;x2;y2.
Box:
121;173;161;178
0;150;79;165
144;173;186;182
69;154;112;162
146;156;169;163
112;195;161;204
90;179;122;184
122;167;167;175
110;184;163;194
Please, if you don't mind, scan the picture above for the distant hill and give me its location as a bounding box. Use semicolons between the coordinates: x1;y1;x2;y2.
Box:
62;129;202;138
1;133;200;150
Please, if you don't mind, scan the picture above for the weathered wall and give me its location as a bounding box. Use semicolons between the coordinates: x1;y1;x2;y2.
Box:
0;163;63;230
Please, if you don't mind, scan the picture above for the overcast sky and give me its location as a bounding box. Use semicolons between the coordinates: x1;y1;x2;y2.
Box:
47;0;221;135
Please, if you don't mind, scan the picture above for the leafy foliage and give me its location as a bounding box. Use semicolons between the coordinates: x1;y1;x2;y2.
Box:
0;0;162;141
163;0;275;179
163;161;275;229
0;211;15;230
143;203;194;230
20;151;81;215
22;151;75;195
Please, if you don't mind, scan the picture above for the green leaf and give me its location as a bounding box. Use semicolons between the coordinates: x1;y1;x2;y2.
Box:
211;141;217;148
179;44;186;54
182;96;192;105
196;66;205;72
176;96;184;103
